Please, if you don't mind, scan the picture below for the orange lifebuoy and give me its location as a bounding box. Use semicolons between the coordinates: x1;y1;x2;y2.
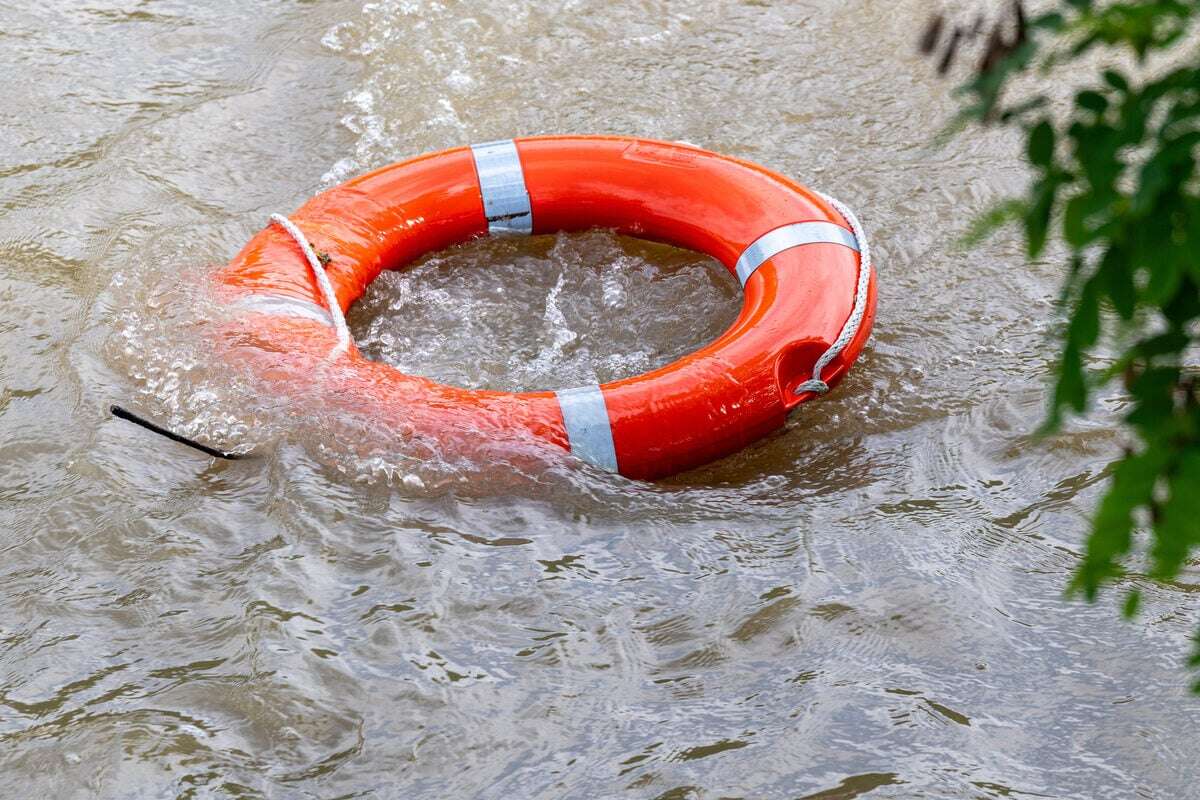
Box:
214;136;877;480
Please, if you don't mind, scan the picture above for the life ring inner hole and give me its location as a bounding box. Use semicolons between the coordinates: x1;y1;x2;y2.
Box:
346;229;743;393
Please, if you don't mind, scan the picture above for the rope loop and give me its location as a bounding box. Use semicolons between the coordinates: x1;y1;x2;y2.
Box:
794;192;873;395
268;213;352;360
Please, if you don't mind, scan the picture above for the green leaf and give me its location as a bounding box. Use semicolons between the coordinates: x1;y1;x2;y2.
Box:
1189;629;1200;675
1063;194;1093;247
1126;368;1182;434
1103;69;1129;93
1189;238;1200;287
1024;177;1059;258
1144;250;1184;304
1000;96;1050;123
1133;131;1200;216
1068;120;1123;203
1160;274;1200;328
960;199;1026;248
1135;330;1191;361
1122;589;1142;618
1149;451;1200;581
1077;90;1109;114
1072;447;1168;601
1067;275;1102;350
1098;248;1135;319
1053;342;1088;417
1070;190;1113;247
1028;120;1056;168
1032;11;1067;31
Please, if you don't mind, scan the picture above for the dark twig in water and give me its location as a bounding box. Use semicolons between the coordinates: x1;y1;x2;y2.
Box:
919;14;945;55
921;0;1026;81
979;0;1027;74
110;405;247;461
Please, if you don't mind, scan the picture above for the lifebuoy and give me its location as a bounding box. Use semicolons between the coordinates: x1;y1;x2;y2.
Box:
214;136;877;480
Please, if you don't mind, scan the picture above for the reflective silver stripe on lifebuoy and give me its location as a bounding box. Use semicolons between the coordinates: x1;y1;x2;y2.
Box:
555;385;618;472
734;221;859;287
233;295;335;326
470;139;533;235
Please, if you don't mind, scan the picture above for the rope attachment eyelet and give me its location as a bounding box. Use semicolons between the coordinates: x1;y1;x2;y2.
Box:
793;192;873;395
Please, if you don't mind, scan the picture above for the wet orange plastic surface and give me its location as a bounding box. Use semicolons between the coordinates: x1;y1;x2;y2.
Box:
213;136;878;479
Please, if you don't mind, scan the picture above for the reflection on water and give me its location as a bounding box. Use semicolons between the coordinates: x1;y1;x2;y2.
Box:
1;1;1198;798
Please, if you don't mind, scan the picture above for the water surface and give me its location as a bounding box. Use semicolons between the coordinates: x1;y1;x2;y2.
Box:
1;1;1198;798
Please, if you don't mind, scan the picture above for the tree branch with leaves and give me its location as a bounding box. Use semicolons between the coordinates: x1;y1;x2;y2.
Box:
925;0;1200;687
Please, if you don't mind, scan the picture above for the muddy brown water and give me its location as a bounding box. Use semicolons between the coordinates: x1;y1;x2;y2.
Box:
1;1;1198;798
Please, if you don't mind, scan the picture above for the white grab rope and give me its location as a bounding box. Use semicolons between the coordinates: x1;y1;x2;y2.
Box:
793;192;874;395
268;213;352;359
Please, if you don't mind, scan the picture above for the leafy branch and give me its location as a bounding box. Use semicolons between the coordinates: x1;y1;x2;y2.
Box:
926;0;1200;685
